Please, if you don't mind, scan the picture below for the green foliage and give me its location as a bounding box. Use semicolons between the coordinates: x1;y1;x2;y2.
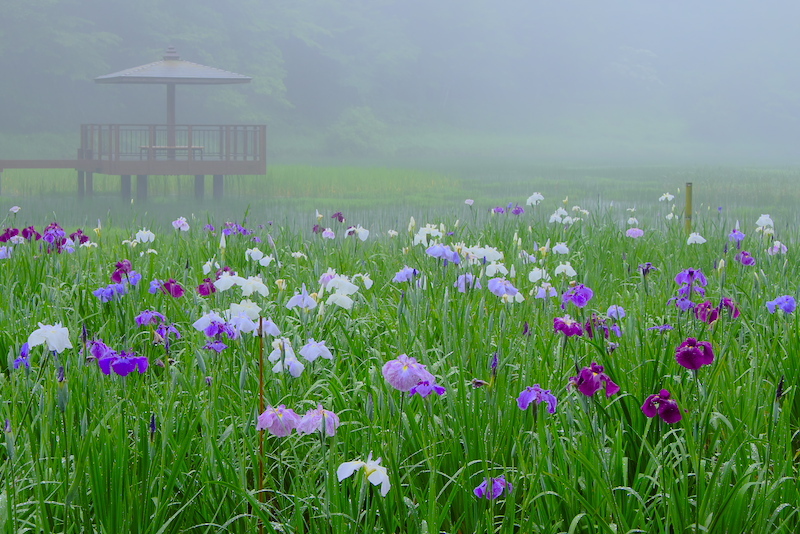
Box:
0;170;799;532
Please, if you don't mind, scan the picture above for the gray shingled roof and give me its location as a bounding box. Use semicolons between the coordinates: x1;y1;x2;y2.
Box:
95;47;251;85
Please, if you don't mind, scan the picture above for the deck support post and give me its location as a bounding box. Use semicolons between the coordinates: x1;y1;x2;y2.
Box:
195;175;205;199
77;171;85;198
213;174;223;199
137;175;148;201
86;172;93;197
121;175;132;200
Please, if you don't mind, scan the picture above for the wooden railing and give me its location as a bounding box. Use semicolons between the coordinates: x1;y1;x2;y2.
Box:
80;124;266;163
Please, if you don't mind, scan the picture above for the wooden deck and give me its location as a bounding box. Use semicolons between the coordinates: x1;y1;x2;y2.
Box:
0;123;266;199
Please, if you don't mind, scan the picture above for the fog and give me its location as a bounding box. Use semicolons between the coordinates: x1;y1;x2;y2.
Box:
2;0;799;164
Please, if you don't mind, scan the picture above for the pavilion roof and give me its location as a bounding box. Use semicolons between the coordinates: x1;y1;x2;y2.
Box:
95;47;251;85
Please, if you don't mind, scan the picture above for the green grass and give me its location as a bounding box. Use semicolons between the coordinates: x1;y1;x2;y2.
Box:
0;165;799;532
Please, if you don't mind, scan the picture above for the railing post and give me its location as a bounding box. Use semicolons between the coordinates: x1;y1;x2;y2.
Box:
685;182;693;233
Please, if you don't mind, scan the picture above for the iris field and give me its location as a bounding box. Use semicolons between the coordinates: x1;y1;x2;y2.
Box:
1;166;799;533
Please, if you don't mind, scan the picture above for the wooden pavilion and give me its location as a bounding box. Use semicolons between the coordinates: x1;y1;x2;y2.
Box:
0;47;266;200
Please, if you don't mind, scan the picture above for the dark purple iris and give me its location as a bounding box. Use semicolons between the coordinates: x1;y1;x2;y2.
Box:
554;315;583;337
569;362;620;397
642;389;682;424
675;338;714;370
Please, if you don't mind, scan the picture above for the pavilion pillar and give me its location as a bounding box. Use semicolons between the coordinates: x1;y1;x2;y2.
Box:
77;171;85;198
195;175;205;199
137;175;148;201
121;175;132;200
86;172;94;197
213;174;224;199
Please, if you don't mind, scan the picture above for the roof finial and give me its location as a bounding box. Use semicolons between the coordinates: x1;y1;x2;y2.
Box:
163;46;180;61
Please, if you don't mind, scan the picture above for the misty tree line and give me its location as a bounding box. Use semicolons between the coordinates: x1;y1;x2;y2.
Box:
2;0;799;156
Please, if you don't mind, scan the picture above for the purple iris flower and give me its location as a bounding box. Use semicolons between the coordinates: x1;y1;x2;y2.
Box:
93;286;116;303
203;340;228;353
675;338;714;370
487;277;518;298
648;324;674;332
0;228;19;242
21;226;41;240
607;305;626;319
98;350;149;376
454;273;481;292
135;310;167;326
93;283;127;302
511;205;525;215
13;343;30;369
392;266;419;283
517;384;557;414
155;323;181;345
88;339;115;360
426;244;460;265
382;354;435;392
161;279;184;298
642;389;682;424
720;297;741;318
111;259;132;283
639;262;657;276
554;315;583;337
474;476;512;500
569;362;620;397
734;251;755;266
331;212;345;223
694;301;720;324
584;315;621;339
409;380;446;398
149;279;163;294
675;268;707;300
728;227;745;248
767;295;796;314
672;297;695;311
204;224;215;232
197;278;216;296
492;206;506;214
561;284;593;309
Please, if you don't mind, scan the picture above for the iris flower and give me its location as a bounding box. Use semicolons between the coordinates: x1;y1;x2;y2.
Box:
642;389;682;424
299;339;333;362
337;453;391;496
569;362;620;397
382;354;435;392
561;284;593;308
98;350;149;376
28;323;72;354
297;405;340;436
675;338;714;370
256;405;301;437
735;251;755;266
409;380;446;398
474;476;512;500
392;266;419;283
487;278;518;298
286;284;317;310
554;315;583;337
517;385;557;413
767;295;796;314
135;310;166;326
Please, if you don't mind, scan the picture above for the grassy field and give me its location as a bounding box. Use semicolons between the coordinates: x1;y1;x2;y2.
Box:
0;164;799;532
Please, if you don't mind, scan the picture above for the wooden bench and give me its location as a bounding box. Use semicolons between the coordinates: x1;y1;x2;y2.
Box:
139;146;204;160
